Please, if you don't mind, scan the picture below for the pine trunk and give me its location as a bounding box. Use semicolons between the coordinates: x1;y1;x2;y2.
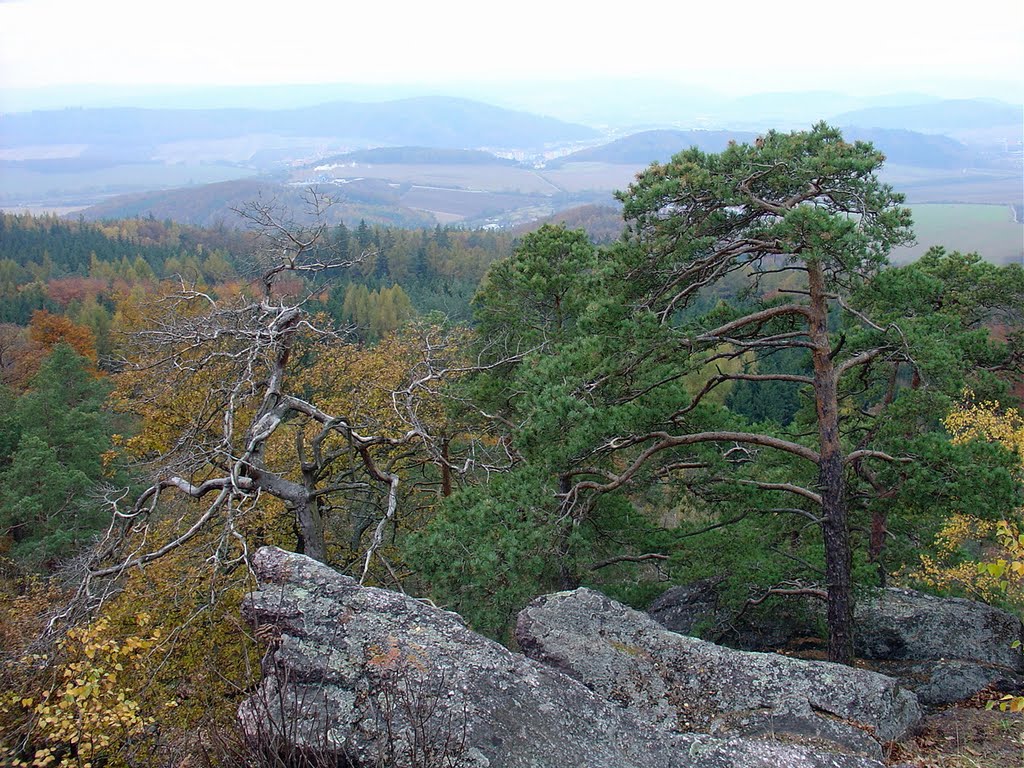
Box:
807;260;855;666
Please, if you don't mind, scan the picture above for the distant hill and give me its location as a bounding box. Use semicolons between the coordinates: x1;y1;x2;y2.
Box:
312;146;520;167
832;99;1022;135
547;127;975;170
77;179;436;229
547;130;759;167
0;96;599;155
841;128;972;169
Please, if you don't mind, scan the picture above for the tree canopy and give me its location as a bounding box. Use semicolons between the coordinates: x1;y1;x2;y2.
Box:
414;124;1024;662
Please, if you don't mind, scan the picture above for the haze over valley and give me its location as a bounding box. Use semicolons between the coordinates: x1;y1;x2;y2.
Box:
1;86;1021;264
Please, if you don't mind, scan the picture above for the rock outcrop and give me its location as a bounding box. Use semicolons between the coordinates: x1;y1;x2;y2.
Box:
517;587;921;760
855;588;1024;669
648;578;815;650
240;547;885;768
849;588;1024;706
650;581;1024;706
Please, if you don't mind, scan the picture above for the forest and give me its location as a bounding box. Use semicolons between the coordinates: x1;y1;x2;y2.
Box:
1;124;1023;766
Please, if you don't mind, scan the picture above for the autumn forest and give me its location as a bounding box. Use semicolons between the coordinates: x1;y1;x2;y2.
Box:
1;125;1024;767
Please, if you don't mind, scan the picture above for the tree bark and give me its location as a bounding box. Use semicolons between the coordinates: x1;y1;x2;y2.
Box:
294;496;326;563
807;259;855;666
556;473;581;590
441;437;452;498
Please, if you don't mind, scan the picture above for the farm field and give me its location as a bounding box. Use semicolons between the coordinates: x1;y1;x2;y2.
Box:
399;185;547;219
893;204;1023;264
0;161;259;207
882;164;1023;206
299;163;563;195
538;162;640;194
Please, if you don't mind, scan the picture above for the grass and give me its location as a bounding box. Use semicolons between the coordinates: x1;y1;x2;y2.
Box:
0;162;258;205
893;204;1023;265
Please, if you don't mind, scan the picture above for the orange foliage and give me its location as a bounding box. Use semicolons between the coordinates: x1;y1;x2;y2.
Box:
27;312;97;363
43;278;107;309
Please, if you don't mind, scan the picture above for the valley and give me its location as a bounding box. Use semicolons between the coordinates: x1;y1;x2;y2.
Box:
1;92;1020;264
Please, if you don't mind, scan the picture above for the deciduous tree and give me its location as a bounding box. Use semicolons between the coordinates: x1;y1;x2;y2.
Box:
91;194;502;594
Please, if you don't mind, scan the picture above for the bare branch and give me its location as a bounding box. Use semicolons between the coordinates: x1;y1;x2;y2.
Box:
90;486;232;578
567;430;819;506
693;304;811;346
589;553;669;571
844;449;910;465
721;478;823;506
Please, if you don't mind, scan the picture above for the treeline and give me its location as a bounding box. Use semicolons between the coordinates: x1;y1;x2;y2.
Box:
0;212;247;279
320;220;513;323
0;213;516;346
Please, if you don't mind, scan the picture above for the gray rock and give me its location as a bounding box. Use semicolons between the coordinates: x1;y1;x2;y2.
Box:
649;579;819;650
517;588;921;760
648;578;724;637
864;659;1024;706
239;547;884;768
855;588;1024;670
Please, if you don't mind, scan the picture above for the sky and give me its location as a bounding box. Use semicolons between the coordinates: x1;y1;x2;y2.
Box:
0;0;1022;100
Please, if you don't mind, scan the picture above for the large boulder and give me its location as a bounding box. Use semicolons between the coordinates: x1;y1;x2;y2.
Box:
864;659;1024;707
852;588;1024;705
240;547;884;768
650;582;1024;705
855;588;1024;670
517;588;921;760
649;579;818;650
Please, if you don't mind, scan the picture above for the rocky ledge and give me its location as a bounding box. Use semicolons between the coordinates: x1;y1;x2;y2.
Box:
239;547;888;768
517;587;920;760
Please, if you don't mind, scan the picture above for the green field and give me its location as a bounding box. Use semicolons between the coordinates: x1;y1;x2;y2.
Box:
0;162;258;207
893;204;1023;265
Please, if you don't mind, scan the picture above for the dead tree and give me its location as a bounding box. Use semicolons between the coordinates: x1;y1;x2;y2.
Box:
90;193;479;586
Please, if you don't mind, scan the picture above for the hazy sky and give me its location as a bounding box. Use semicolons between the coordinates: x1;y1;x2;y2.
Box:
1;0;1022;98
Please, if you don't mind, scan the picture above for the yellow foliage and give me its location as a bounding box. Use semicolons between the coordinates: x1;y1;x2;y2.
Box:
944;391;1024;460
913;513;1021;603
1;614;165;768
111;285;257;461
914;394;1024;599
1;513;269;768
912;392;1024;713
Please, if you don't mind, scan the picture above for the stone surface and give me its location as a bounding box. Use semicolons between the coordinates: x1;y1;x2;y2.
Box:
649;579;818;650
239;547;885;768
854;588;1024;670
517;588;921;760
647;578;724;637
864;659;1024;707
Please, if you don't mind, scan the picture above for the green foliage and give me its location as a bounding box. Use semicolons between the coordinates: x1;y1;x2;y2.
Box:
0;344;118;565
616;122;913;307
725;346;808;426
405;468;572;638
473;224;597;346
855;246;1024;398
436;124;1023;660
336;283;415;343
